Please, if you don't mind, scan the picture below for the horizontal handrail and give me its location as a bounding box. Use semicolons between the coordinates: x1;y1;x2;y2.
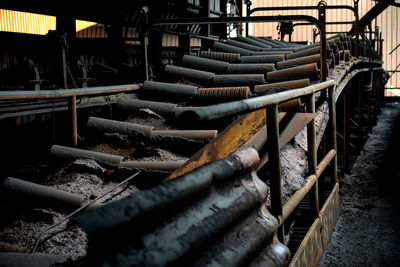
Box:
0;84;142;101
280;149;336;224
178;80;336;122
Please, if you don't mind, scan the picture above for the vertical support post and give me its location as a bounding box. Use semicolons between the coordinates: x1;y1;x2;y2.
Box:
343;87;351;173
318;1;327;82
357;79;363;147
306;93;319;216
367;89;372;131
354;0;360;58
69;95;78;147
266;103;284;243
328;85;338;184
245;0;251;36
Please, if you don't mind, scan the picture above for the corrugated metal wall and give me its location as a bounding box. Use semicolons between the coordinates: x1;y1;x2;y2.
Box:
250;1;400;92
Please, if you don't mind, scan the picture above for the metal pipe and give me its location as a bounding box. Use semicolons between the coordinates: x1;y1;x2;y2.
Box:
69;95;78;147
50;144;123;165
0;84;141;101
199;51;241;63
152;130;217;140
236;35;272;49
226;39;265;52
281;149;336;222
2;177;92;210
306;93;319;217
164;65;215;85
87;116;154;135
254;78;310;95
182;55;230;73
226;63;276;74
239;55;283;63
195;86;250;104
119;161;185;172
344;87;351;173
117;98;177;120
213;41;253;56
143;81;198;99
265;103;284;243
328;85;338;184
212;74;265;87
276;54;320;69
177;80;336;123
266;63;319;82
286;46;320;60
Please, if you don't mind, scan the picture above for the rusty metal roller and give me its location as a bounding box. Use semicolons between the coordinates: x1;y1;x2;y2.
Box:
226;63;276;74
286;46;320;60
280;98;305;112
199;51;240;63
117;98;177;120
250;51;293;56
182;55;229;73
277;54;321;69
240;55;283;63
213;74;265;87
213;41;253;56
143;81;198;99
164;65;215;85
195;86;250;104
266;63;319;82
236;35;272;49
226;39;264;52
254;78;310;95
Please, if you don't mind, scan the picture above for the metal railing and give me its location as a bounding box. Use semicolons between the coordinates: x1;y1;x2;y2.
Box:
0;84;142;146
178;79;337;242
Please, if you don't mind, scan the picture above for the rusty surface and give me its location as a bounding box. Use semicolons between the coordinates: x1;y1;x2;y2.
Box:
319;183;340;250
199;51;241;63
166;109;266;181
277;54;321;70
280;98;304;112
289;219;324;267
195;86;250;104
266;63;319;82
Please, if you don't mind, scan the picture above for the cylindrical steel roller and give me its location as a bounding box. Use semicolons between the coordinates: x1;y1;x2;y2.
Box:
213;74;265;87
182;55;229;73
213;42;253;56
152;130;217;140
195;86;250;104
50;144;123;165
3;177;88;209
226;39;264;52
254;78;310;94
250;51;292;56
258;37;281;48
266;63;319;82
286;46;320;60
88;117;154;135
199;51;241;63
236;35;271;49
279;98;304;112
239;55;283;63
226;63;275;74
119;160;185;172
164;65;215;85
117;98;177;120
276;54;321;69
143;81;198;99
247;36;280;47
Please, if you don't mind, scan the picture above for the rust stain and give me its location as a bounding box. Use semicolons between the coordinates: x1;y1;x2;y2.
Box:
166;109;267;181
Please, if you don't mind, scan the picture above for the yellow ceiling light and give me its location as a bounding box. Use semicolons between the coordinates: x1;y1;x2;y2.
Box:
0;9;96;35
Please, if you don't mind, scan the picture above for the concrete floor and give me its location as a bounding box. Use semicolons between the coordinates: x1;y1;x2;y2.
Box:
318;102;400;267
